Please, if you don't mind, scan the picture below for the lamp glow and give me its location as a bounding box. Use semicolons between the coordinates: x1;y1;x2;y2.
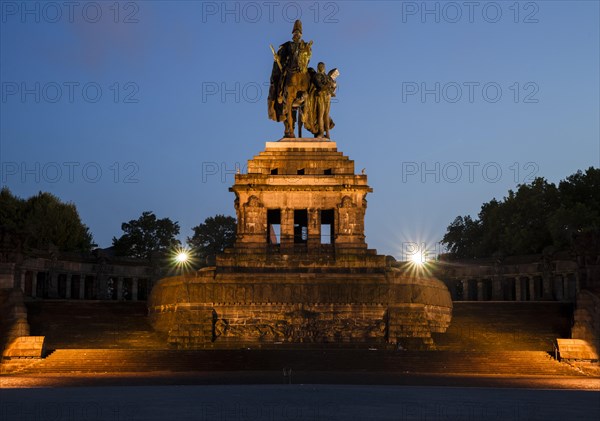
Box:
410;250;426;265
175;251;190;263
170;247;195;273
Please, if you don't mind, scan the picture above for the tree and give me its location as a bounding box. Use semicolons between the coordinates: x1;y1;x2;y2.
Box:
0;188;94;252
549;167;600;248
187;215;236;263
495;178;559;255
112;211;180;259
0;187;24;232
441;215;482;259
441;167;600;259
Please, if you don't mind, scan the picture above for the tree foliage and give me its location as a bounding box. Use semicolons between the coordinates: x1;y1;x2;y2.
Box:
0;187;94;252
187;214;236;263
441;167;600;259
112;211;180;259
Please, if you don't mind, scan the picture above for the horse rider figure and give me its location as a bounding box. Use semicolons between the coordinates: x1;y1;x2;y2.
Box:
268;20;312;138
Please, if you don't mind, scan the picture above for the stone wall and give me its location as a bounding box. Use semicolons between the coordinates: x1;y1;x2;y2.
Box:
572;289;600;355
0;289;30;354
148;267;452;348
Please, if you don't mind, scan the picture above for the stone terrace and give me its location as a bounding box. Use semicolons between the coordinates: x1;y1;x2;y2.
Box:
25;300;168;350
434;302;573;351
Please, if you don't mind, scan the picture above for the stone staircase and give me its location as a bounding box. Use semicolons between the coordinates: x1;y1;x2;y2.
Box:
25;300;168;349
21;300;574;352
433;302;573;351
0;357;43;374
2;299;588;377
3;349;584;376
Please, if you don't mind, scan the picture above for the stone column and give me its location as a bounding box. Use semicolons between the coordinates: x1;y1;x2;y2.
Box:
18;272;25;292
79;276;85;299
515;277;522;301
31;272;38;298
562;273;575;301
132;278;139;301
96;274;110;300
307;208;321;249
71;275;79;299
461;280;469;301
117;277;124;300
476;279;484;301
529;276;536;300
542;274;553;299
554;274;564;301
492;277;503;300
48;271;59;298
65;274;72;299
280;208;294;250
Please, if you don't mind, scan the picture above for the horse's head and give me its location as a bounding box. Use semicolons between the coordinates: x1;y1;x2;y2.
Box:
298;40;313;72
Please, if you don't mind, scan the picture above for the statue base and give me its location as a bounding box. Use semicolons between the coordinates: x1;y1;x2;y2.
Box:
149;267;452;349
148;139;452;349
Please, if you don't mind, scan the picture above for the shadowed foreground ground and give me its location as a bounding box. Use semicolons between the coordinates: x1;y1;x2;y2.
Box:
1;383;599;421
2;301;597;420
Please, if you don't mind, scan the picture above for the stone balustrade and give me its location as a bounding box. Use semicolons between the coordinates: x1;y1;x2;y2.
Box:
431;255;586;302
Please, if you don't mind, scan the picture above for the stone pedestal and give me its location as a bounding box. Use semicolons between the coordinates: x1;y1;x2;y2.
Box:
149;139;453;349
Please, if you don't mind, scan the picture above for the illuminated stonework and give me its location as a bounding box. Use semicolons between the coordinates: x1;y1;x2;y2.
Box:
149;139;452;349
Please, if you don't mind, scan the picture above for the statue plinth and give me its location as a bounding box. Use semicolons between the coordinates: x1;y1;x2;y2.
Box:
267;138;336;149
149;139;453;349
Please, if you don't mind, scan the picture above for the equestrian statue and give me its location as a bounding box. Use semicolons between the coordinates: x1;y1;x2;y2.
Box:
268;20;339;139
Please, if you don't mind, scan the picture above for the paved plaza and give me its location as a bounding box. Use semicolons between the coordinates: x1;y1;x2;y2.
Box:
1;383;599;421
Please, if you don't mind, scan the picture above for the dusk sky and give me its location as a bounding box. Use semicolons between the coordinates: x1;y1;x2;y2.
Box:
1;1;598;258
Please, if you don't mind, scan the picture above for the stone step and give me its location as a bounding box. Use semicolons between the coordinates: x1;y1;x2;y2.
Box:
434;302;572;351
7;350;584;376
25;301;168;350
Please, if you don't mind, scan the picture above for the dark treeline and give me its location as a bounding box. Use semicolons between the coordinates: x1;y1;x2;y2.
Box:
1;188;236;265
0;188;94;252
441;167;600;259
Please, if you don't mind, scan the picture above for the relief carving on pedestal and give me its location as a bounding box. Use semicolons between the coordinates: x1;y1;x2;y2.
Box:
213;308;386;343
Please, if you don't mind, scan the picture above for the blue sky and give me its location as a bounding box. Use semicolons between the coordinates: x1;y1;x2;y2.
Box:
1;1;599;258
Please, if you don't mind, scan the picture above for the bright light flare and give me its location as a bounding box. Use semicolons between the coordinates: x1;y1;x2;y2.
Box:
402;244;433;277
169;246;196;273
175;251;190;263
410;250;426;265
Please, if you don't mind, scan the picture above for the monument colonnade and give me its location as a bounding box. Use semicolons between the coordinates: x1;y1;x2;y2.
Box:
439;259;581;302
13;257;152;301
